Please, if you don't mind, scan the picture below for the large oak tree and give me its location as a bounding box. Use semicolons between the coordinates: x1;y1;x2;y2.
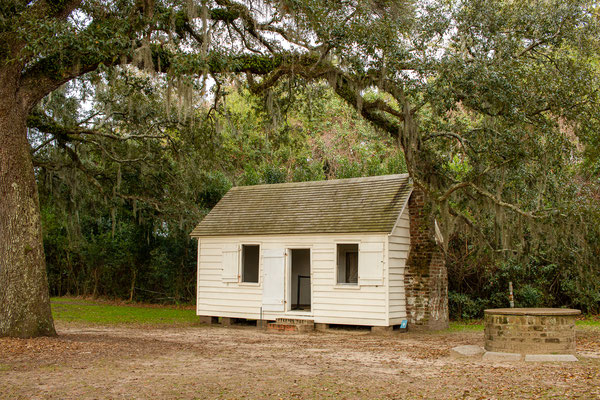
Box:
1;0;598;336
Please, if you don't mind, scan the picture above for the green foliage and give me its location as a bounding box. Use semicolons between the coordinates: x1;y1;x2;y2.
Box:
449;250;600;319
261;164;287;184
448;292;486;321
292;161;326;182
561;275;600;314
39;74;403;303
197;171;232;208
239;165;262;186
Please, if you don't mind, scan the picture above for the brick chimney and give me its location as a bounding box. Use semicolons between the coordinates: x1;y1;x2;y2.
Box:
404;187;449;330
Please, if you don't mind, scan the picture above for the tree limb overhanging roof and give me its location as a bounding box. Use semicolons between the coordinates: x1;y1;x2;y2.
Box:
190;174;412;237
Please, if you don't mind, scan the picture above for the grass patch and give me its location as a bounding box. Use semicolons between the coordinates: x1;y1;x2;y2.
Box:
576;316;600;330
447;320;484;332
51;297;199;326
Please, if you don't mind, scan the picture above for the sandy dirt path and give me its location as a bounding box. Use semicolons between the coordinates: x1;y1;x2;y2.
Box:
1;322;599;399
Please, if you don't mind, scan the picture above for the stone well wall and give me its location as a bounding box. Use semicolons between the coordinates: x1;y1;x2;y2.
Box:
484;308;581;355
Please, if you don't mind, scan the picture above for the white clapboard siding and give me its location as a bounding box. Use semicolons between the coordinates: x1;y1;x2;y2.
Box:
196;233;390;326
387;206;410;324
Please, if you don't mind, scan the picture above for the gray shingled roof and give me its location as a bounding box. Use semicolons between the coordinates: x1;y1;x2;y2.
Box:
190;174;412;237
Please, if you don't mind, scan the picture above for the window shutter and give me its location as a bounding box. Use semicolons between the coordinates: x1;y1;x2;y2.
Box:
358;242;384;286
222;243;239;282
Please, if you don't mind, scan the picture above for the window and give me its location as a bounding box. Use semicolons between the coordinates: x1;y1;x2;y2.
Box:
337;244;358;285
241;245;260;283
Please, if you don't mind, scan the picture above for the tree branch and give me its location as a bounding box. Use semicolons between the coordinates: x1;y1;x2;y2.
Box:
216;0;277;53
27;112;167;143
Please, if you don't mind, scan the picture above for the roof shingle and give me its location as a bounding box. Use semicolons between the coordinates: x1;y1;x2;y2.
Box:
190;174;412;237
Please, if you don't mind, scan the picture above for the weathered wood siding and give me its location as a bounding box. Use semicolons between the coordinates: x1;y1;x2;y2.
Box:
387;206;410;325
197;233;391;326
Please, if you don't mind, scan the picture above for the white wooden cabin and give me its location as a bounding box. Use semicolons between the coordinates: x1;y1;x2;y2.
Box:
190;174;413;328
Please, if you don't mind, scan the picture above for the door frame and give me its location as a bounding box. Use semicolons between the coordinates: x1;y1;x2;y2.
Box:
285;247;313;314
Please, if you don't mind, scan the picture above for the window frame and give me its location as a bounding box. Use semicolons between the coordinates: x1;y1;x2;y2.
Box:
240;243;261;284
335;243;359;286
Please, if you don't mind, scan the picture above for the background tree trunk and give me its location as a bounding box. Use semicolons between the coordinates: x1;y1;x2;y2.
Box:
0;89;56;337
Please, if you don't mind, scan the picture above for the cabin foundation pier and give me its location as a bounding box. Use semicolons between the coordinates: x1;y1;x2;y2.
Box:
315;323;330;331
198;316;218;325
371;326;394;335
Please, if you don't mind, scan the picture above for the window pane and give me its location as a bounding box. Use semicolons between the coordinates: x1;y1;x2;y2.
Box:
337;244;358;285
242;245;259;283
346;251;358;283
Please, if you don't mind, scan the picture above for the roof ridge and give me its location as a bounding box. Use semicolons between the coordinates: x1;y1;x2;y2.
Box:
231;173;410;191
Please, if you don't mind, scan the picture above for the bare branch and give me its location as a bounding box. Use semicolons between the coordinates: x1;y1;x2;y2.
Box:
447;206;495;251
438;182;471;202
423;131;477;156
26;0;82;20
216;0;277;53
28;112;168;142
31;136;56;154
516;25;562;58
85;139;148;164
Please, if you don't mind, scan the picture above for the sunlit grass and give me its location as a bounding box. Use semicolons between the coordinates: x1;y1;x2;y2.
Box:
447;320;484;332
51;297;199;326
576;316;600;330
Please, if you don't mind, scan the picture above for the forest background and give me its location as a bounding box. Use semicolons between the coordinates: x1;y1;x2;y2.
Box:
36;72;599;320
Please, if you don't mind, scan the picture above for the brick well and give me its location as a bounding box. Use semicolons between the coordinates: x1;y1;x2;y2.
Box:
484;308;581;354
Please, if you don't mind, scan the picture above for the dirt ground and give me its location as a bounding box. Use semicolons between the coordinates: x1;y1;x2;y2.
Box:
1;322;599;399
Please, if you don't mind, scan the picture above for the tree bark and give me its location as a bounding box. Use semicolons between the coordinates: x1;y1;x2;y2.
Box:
129;269;136;302
0;87;56;337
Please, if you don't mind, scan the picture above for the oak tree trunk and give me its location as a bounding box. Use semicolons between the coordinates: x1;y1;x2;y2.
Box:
0;84;56;337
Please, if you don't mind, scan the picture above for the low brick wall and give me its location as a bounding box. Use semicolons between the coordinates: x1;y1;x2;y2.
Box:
484;308;581;354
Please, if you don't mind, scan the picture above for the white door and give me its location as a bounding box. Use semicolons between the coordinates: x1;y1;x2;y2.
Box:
262;249;285;312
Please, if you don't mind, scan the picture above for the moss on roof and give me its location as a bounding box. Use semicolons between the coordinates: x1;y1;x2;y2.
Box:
190;174;412;237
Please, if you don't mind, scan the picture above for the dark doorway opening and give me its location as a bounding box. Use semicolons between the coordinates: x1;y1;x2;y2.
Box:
290;249;311;311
